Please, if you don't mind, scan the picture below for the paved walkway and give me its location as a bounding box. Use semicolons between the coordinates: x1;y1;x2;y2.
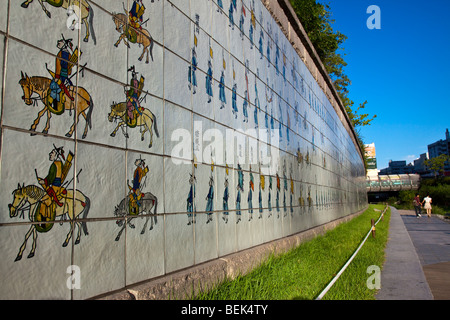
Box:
399;209;450;300
376;207;450;300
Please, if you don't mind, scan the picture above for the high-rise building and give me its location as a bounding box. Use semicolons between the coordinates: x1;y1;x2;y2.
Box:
427;129;450;173
428;129;450;159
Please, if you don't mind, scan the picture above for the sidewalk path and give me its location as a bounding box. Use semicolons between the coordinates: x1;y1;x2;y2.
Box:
398;210;450;300
376;207;433;300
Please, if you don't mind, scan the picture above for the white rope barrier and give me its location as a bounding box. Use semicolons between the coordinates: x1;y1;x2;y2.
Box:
315;205;388;300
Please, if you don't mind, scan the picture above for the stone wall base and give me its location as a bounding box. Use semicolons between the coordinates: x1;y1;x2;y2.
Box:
95;208;367;300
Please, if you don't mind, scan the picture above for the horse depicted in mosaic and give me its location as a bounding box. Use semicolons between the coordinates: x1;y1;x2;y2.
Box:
108;101;159;148
8;184;90;261
19;72;94;139
113;192;158;241
20;0;97;44
112;12;154;64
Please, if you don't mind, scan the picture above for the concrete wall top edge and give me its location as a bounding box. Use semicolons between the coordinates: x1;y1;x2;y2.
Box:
264;0;364;163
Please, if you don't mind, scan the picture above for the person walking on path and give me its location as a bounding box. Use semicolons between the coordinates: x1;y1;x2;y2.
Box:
413;194;422;218
423;194;432;218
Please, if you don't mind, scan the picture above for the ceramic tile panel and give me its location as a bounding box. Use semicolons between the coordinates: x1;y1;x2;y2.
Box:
228;10;243;63
128;44;164;101
215;163;237;257
140;0;164;44
75;69;127;147
0;129;76;223
74;142;127;219
211;2;229;54
73;219;126;299
235;165;253;251
191;0;213;32
10;0;80;54
0;223;72;299
164;48;191;109
194;161;218;264
164;1;190;61
163;158;195;274
249;173;266;247
164;100;191;161
91;0;123;13
124;94;164;154
0;34;3;116
290;180;303;230
192;39;215;120
4;38;77;138
0;130;75;299
0;0;368;299
124;150;165;285
0;0;7;33
75;2;128;84
168;0;190;17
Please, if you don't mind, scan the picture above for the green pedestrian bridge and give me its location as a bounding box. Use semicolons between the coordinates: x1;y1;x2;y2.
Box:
366;174;421;192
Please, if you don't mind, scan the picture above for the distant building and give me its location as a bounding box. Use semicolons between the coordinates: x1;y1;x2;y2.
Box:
428;128;450;159
364;143;378;178
413;153;429;175
379;160;415;175
378;129;450;177
427;128;450;174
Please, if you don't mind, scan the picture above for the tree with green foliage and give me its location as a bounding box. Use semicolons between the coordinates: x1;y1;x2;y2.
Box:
289;0;376;130
424;154;450;179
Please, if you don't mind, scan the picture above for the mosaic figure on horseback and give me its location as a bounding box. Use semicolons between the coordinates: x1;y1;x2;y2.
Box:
112;1;154;64
19;36;94;139
8;145;91;261
113;155;158;242
108;66;159;148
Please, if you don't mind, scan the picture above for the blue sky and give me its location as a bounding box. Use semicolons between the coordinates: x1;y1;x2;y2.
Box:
323;0;450;170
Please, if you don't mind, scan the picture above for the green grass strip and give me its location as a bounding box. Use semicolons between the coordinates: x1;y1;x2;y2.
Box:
195;204;391;300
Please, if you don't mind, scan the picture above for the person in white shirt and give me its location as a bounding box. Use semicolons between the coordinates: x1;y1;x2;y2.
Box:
423;195;432;218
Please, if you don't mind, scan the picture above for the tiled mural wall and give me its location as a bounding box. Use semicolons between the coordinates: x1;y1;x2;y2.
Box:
0;0;367;299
